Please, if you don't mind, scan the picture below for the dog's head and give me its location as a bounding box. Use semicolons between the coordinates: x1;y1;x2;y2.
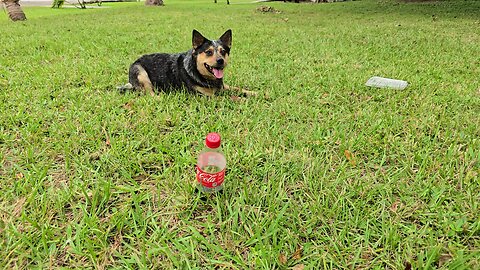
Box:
192;29;232;80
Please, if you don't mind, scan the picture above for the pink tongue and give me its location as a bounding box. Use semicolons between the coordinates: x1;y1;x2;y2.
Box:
213;68;224;79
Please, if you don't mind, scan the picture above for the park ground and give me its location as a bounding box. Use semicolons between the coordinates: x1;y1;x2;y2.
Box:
0;0;479;268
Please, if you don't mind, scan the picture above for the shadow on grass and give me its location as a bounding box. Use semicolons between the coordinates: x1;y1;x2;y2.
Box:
312;0;480;20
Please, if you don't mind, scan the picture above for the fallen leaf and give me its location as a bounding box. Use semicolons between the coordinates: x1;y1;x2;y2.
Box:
293;264;305;270
230;96;243;102
404;261;412;270
103;127;111;147
344;150;356;166
438;253;453;267
165;118;175;127
390;200;400;212
292;246;303;260
123;101;134;110
278;253;287;264
89;151;101;161
13;197;26;217
361;248;374;260
15;172;24;179
111;232;123;251
283;18;289;22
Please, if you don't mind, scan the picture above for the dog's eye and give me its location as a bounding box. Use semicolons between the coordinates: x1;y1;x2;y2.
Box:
219;49;226;56
205;51;213;56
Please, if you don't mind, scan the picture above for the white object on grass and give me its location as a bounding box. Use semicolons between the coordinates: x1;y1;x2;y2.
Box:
365;76;408;90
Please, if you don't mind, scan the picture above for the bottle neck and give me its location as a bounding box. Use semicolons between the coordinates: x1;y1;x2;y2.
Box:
203;145;223;153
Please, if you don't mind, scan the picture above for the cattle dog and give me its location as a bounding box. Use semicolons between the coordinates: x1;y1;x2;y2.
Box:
121;29;255;97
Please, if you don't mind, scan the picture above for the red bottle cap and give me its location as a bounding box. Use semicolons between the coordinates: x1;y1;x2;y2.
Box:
205;133;221;149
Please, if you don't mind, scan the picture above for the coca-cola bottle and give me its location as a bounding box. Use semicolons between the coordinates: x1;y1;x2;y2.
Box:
196;133;226;193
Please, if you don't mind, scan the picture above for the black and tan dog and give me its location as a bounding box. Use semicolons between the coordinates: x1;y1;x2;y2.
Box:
122;29;255;97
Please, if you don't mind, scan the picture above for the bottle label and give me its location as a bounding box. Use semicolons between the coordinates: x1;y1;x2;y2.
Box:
196;166;225;188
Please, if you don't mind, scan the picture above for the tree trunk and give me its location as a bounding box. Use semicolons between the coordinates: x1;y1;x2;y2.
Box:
145;0;163;6
2;0;27;21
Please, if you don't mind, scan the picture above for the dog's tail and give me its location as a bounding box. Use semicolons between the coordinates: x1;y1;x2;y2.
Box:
117;83;133;93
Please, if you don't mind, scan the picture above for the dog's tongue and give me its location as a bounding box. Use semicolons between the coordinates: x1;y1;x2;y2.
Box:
213;68;224;79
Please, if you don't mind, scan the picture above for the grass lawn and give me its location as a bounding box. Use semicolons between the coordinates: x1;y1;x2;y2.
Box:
1;0;479;268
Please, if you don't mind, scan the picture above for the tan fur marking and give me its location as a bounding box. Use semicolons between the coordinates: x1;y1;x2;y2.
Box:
196;53;213;78
136;65;155;96
194;85;218;97
196;48;218;80
217;46;229;65
223;53;229;66
205;46;214;55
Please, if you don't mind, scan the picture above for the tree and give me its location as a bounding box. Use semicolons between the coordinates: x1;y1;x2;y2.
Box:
1;0;27;21
214;0;230;4
145;0;164;6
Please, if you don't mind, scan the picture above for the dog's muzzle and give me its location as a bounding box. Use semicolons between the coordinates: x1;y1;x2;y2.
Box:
204;63;224;79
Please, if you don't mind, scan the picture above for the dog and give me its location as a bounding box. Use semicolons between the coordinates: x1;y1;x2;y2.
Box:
121;29;255;97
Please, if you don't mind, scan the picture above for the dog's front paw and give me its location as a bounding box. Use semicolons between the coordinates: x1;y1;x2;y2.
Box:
241;89;257;97
224;84;257;97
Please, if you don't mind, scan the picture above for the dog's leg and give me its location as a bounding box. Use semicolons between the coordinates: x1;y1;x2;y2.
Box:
224;84;257;97
194;86;216;97
136;68;155;97
131;64;155;97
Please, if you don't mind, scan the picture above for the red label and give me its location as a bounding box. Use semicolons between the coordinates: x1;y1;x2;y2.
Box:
196;166;225;188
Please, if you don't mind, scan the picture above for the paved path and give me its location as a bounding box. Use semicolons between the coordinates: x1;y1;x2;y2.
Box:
19;0;110;7
20;0;53;6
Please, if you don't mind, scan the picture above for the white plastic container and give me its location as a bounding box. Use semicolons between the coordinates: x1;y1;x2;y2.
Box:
366;76;409;90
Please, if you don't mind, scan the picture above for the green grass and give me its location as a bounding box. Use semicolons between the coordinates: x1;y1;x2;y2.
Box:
1;0;479;268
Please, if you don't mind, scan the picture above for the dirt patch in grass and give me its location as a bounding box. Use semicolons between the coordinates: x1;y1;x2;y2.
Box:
49;154;70;188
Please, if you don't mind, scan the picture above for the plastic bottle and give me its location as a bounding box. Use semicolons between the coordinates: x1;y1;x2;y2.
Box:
365;76;408;90
196;133;226;193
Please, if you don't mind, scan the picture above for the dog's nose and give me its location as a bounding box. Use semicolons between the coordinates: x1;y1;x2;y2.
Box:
216;58;224;65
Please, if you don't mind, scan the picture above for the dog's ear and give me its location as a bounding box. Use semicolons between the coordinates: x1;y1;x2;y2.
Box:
192;30;207;49
219;29;232;48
